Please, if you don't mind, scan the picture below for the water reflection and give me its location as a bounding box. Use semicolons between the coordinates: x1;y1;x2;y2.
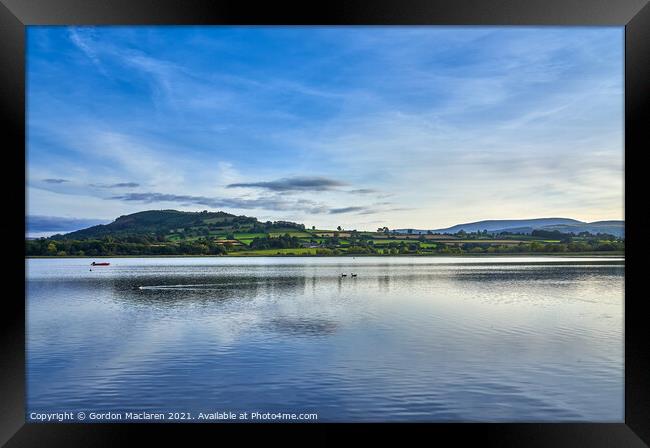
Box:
26;257;624;422
108;275;309;308
265;317;339;337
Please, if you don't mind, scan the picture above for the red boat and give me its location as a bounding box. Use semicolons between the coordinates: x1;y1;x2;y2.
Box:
91;262;110;266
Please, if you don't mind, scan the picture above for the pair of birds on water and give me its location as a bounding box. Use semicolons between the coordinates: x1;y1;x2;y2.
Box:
341;273;357;277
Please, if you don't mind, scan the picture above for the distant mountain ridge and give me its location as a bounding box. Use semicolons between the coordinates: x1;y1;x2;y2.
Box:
394;218;624;237
45;211;624;240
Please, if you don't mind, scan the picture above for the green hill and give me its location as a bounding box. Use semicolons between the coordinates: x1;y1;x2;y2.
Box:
28;209;623;257
51;209;304;240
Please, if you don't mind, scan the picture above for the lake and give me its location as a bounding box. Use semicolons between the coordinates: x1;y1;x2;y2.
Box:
26;256;624;422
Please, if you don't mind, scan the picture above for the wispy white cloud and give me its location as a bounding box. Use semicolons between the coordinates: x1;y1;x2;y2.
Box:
28;26;624;229
67;28;109;76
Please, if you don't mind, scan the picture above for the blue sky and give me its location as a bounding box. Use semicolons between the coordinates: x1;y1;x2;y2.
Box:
27;26;624;236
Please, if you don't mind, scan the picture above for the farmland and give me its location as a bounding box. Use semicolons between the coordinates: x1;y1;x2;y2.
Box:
26;209;625;257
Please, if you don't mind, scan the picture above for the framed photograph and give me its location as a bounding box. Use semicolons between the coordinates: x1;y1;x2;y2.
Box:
3;0;648;445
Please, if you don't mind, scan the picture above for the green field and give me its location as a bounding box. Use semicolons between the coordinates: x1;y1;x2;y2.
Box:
370;239;403;245
152;230;616;256
268;231;314;238
28;209;623;258
229;248;318;256
234;232;267;239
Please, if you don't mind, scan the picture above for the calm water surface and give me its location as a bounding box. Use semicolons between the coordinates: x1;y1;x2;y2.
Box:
26;256;624;422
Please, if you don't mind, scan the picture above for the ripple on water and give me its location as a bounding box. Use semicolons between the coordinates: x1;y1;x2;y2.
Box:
26;257;624;421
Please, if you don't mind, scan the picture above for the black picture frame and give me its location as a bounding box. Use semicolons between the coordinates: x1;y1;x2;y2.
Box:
2;0;648;445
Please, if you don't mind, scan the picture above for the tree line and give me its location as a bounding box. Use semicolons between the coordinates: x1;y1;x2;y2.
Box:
26;237;227;256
